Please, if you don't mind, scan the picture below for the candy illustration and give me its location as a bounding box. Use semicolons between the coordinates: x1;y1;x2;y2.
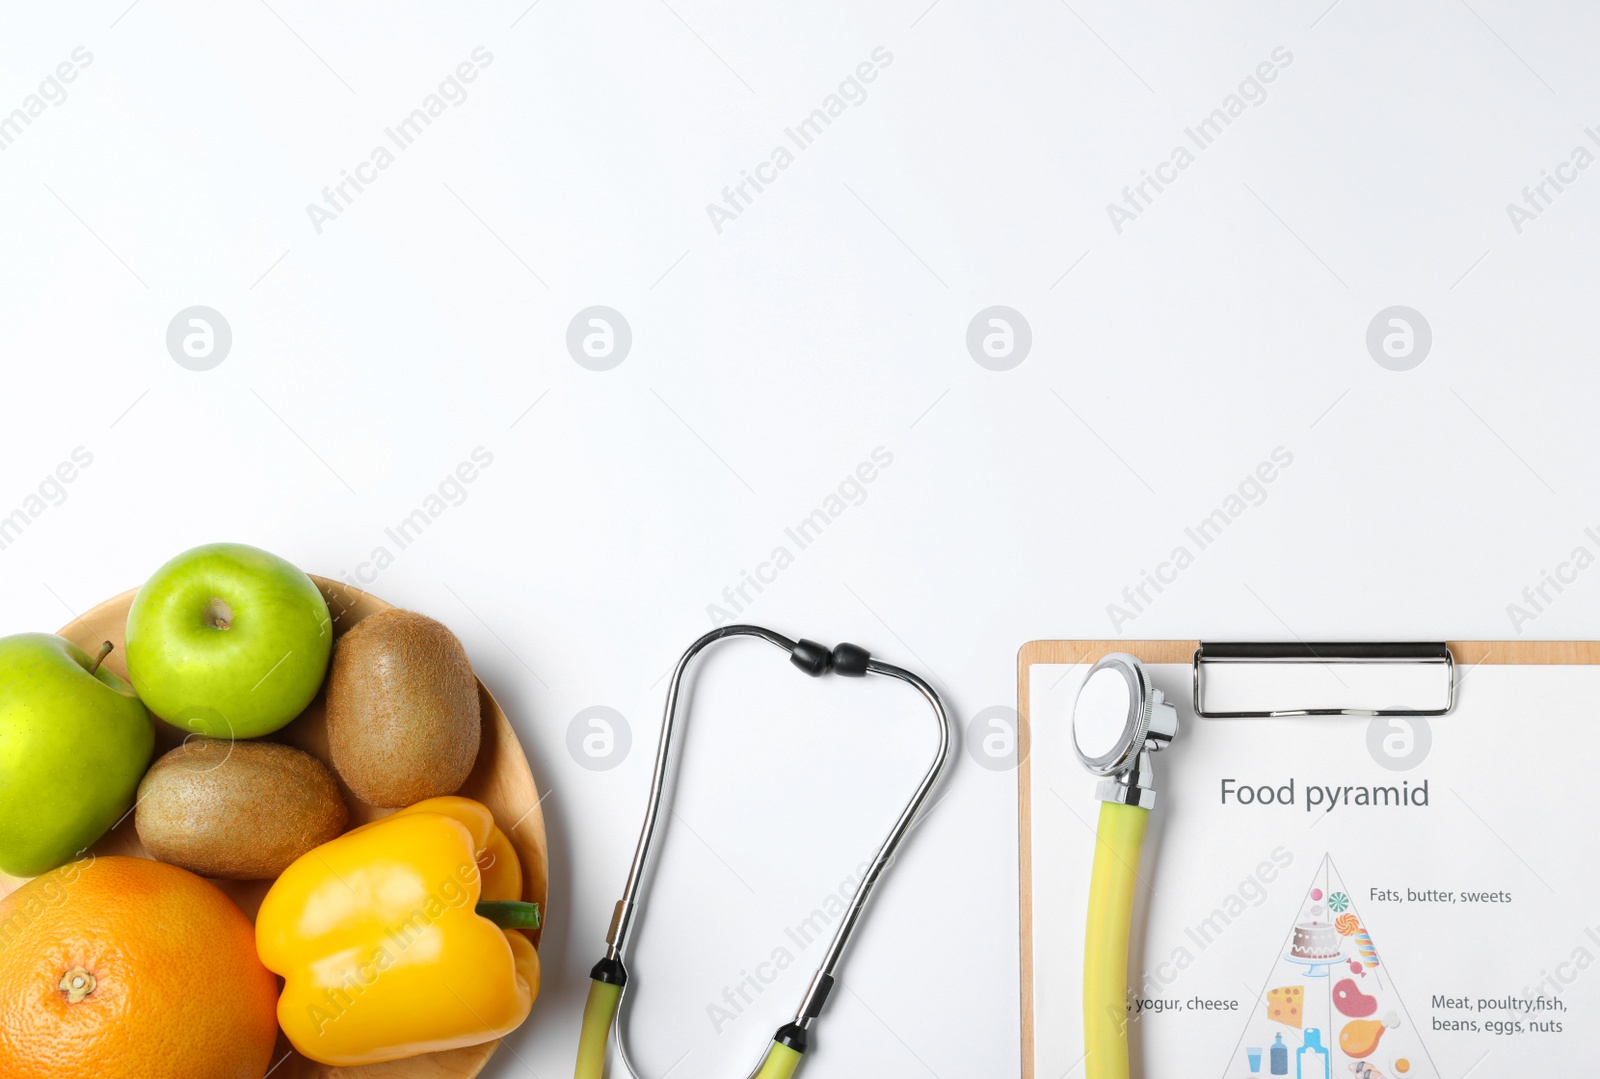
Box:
1354;929;1380;969
1328;891;1349;912
1311;888;1324;901
1348;958;1365;977
1334;978;1377;1018
1340;1013;1400;1059
1335;913;1360;936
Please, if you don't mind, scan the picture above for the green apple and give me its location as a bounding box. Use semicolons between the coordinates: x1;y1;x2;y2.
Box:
0;634;155;876
125;543;332;739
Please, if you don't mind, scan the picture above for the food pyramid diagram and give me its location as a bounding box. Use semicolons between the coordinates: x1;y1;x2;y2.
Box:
1223;856;1436;1079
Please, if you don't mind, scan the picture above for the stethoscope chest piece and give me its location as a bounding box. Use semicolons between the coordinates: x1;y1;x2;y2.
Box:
1073;653;1177;809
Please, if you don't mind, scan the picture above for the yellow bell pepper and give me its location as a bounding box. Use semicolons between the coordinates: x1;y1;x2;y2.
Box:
256;795;541;1066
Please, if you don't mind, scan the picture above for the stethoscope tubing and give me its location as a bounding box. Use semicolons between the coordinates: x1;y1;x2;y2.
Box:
1072;652;1176;1079
1083;801;1148;1079
586;624;952;1079
607;625;798;963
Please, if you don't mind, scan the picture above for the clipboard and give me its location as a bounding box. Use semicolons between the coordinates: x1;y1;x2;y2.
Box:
1017;639;1600;1079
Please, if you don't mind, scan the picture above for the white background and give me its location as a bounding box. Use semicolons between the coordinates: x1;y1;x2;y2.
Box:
2;2;1599;1077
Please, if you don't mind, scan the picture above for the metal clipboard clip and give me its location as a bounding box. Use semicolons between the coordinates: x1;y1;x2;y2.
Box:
1192;642;1456;718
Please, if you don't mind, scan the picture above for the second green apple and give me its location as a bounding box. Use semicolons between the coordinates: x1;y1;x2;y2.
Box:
0;633;154;876
125;543;332;738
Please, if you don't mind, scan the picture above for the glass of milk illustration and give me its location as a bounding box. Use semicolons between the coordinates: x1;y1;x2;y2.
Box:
1295;1029;1330;1079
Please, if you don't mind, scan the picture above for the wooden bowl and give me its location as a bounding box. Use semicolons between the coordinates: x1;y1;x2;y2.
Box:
0;577;548;1079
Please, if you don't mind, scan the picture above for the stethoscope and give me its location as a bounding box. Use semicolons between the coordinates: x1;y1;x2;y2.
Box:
574;625;953;1079
1072;654;1180;1079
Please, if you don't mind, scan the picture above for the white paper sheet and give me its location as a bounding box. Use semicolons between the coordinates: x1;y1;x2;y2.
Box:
1028;661;1600;1077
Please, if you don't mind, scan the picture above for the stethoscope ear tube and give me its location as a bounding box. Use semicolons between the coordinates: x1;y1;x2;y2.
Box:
575;977;624;1079
574;625;952;1079
576;970;803;1079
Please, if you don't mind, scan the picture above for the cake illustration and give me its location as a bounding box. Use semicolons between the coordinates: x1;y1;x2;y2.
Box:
1227;858;1437;1077
1291;920;1341;961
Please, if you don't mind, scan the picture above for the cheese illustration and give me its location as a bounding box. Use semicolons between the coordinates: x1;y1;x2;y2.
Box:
1266;985;1304;1028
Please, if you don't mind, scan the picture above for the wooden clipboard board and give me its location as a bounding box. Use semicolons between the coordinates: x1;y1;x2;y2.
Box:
1016;638;1600;1078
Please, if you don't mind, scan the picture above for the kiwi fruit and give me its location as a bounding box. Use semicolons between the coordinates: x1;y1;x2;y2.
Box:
135;739;347;879
325;608;481;807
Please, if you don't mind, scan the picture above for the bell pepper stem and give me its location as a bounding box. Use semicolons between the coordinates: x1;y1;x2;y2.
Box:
476;900;542;930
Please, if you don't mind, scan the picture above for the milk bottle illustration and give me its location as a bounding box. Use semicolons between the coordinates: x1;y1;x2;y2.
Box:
1295;1029;1330;1079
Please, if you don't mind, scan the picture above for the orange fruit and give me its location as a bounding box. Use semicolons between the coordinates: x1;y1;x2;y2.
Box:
0;856;278;1079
